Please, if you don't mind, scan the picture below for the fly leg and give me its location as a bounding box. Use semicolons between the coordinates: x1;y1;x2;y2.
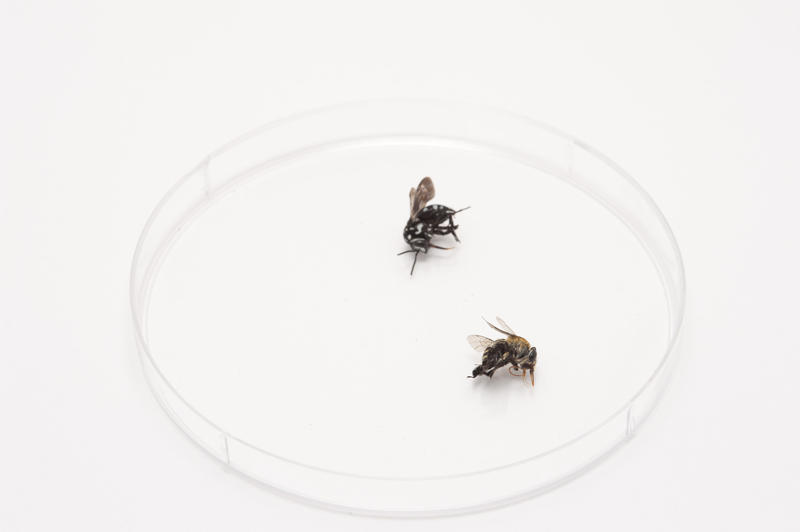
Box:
448;214;460;242
449;206;469;241
428;219;459;241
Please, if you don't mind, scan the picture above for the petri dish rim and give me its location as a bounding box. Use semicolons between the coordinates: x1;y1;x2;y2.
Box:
130;99;686;515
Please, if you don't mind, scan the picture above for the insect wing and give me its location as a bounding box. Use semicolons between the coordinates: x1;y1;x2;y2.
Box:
410;177;435;217
467;335;494;352
495;316;516;336
483;317;513;337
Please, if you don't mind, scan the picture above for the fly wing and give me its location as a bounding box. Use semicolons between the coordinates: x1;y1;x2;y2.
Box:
483;317;514;337
495;317;516;336
409;177;435;217
467;335;495;352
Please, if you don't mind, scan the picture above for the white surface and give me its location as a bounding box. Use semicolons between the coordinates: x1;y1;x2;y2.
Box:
1;0;798;530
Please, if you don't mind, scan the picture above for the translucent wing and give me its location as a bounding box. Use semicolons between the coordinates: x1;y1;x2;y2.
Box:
483;316;514;337
409;177;435;217
467;335;495;352
495;316;516;336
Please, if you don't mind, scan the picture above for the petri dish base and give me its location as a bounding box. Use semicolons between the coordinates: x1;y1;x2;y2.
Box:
130;100;685;516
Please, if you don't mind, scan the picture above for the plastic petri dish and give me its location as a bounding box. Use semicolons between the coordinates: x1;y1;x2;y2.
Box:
130;100;685;516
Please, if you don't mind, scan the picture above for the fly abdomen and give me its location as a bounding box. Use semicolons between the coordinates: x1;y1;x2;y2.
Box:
415;204;455;226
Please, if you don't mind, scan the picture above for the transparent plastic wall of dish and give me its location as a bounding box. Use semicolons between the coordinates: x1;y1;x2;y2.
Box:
130;101;685;516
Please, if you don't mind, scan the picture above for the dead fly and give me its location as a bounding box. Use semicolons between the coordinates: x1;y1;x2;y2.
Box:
468;317;538;387
399;177;468;275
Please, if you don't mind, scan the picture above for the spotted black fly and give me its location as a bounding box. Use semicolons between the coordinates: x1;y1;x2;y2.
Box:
468;317;538;387
398;177;468;275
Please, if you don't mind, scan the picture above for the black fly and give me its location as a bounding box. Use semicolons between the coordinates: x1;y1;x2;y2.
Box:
399;177;468;275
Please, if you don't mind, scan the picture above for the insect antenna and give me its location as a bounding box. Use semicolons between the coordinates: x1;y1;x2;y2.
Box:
410;250;420;275
454;206;471;214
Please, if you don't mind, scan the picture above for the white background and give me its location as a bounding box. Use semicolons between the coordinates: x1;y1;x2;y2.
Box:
1;1;798;530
